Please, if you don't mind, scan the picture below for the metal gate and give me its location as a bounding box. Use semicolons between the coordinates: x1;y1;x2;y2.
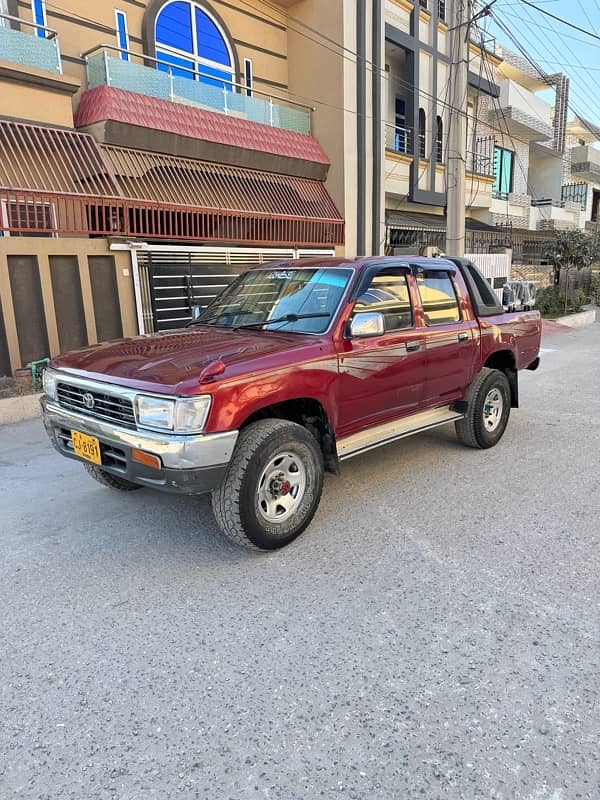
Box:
132;246;334;333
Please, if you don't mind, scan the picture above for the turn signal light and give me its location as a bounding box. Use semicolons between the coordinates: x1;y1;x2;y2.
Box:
131;449;162;470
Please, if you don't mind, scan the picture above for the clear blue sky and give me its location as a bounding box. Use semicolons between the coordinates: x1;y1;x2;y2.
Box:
487;0;600;127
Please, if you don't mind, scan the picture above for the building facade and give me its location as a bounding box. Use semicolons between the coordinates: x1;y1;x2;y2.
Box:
0;0;345;375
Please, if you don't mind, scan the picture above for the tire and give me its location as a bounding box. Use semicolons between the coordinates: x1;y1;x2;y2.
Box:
211;419;324;551
83;463;142;491
455;367;511;449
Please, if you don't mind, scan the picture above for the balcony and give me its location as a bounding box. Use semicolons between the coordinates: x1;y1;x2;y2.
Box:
385;122;414;156
570;145;600;182
494;80;553;142
467;136;494;177
83;46;312;136
0;13;62;74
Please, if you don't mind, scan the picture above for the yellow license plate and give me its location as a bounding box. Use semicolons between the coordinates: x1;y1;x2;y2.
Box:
71;430;102;465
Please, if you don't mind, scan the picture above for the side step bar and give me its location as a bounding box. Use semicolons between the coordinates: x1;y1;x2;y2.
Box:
337;406;464;462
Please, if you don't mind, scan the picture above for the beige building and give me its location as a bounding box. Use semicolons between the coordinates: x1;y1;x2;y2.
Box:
0;0;346;376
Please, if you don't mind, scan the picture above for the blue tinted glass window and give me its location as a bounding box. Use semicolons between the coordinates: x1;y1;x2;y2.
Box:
156;1;193;52
195;7;230;65
32;0;46;37
196;64;232;89
156;49;195;78
116;11;129;60
155;2;233;87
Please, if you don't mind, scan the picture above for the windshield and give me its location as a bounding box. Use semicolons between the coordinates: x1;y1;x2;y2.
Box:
198;267;353;334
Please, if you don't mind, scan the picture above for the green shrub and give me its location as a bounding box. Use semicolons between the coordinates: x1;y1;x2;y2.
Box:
572;289;586;313
592;275;600;306
536;285;563;316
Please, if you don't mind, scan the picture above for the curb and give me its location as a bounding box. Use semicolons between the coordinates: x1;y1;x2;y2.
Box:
0;393;43;426
553;309;597;329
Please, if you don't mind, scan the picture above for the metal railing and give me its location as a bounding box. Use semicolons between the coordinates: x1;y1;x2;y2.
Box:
467;135;495;177
0;190;344;246
0;13;62;74
384;123;413;156
81;45;313;136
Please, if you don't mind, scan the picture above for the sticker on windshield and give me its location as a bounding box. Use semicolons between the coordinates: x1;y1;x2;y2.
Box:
267;270;296;280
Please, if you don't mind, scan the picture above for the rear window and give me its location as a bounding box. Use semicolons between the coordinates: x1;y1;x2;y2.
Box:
416;271;461;325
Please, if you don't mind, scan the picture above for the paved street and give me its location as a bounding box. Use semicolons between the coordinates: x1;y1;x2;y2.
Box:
1;324;599;800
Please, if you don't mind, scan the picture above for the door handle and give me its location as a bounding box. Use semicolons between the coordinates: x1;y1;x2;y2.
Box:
458;332;470;342
406;341;421;352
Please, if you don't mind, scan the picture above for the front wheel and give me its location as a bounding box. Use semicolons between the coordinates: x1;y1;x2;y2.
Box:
211;419;324;550
455;368;511;449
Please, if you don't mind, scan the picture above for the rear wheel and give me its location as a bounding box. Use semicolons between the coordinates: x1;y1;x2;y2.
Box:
455;368;511;449
83;463;141;491
211;419;324;550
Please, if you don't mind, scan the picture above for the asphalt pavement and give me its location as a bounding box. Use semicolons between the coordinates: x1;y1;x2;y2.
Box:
1;324;599;800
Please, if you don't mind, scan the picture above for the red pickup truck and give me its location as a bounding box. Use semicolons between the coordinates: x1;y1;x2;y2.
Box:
41;256;541;550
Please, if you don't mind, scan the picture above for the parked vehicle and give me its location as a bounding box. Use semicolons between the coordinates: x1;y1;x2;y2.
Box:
41;257;541;550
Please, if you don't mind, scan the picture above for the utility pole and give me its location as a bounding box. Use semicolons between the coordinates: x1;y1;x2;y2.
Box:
446;0;470;257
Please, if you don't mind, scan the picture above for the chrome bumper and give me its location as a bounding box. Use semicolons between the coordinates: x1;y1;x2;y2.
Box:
41;397;238;495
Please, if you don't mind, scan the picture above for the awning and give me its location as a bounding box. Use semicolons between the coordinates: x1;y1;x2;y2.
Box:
0;120;344;246
386;210;500;233
100;145;341;221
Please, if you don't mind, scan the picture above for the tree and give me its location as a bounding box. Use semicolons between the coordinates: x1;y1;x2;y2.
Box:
545;229;600;286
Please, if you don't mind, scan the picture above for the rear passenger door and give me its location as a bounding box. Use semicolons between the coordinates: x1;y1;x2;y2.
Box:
336;267;426;434
415;268;478;406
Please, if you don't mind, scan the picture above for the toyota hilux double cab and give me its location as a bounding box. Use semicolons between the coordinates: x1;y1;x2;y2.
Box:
41;256;541;550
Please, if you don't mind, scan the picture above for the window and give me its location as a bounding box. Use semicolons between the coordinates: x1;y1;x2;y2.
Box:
493;146;514;199
354;270;413;332
418;107;426;159
115;10;130;60
155;1;234;89
0;0;8;27
31;0;47;37
394;97;408;154
244;57;253;97
416;271;460;325
436;115;443;163
419;0;428;8
438;0;446;22
198;268;353;334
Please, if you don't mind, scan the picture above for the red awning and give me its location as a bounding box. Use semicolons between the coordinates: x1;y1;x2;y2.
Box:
0;120;344;246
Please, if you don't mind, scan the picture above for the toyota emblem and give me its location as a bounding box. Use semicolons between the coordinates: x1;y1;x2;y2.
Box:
82;392;95;410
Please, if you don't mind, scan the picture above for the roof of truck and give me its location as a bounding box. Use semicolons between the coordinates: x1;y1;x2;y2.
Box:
249;256;458;271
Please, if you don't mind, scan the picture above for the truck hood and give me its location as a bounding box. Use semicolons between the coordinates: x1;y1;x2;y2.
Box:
50;325;321;394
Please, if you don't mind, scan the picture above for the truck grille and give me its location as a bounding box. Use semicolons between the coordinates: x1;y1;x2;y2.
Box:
56;383;137;430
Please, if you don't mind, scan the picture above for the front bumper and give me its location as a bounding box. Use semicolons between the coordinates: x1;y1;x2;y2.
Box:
41;397;238;495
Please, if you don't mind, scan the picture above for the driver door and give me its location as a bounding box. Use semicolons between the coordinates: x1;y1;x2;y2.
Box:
335;267;426;436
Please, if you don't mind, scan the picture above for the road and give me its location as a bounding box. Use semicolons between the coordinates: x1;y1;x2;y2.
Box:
1;324;599;800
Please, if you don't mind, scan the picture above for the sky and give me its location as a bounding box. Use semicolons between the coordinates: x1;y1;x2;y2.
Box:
486;0;600;127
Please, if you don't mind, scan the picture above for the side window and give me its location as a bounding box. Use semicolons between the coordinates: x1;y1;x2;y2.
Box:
416;271;460;325
355;270;413;332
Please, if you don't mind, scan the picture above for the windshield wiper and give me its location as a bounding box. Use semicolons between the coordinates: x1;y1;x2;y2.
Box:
234;312;331;331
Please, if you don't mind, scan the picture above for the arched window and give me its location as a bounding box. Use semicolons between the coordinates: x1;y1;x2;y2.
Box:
436;115;443;163
418;108;426;159
155;1;234;89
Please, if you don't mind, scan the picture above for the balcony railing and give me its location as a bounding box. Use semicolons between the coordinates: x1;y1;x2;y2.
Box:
467;135;495;177
82;45;312;136
385;123;413;156
0;13;62;74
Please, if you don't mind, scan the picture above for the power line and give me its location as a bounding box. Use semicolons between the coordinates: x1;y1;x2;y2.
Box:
517;0;600;43
492;11;600;140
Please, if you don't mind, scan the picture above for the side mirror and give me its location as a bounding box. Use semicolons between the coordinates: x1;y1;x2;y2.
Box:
349;311;385;338
191;305;203;322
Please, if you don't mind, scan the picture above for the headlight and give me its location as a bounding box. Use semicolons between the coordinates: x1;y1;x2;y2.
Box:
174;396;212;433
135;395;211;433
136;395;175;431
43;368;58;400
